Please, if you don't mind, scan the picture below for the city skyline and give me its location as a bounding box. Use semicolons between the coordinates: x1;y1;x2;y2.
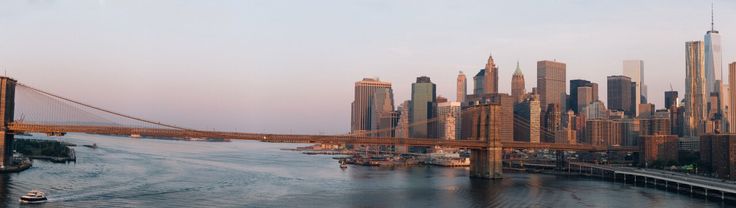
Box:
2;0;736;134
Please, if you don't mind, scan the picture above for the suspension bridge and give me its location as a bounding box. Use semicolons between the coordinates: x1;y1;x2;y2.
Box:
0;76;636;179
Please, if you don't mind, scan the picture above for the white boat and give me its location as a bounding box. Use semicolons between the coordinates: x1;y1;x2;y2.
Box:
19;190;47;204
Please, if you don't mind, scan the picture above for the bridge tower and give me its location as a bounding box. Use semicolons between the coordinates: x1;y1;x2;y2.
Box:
0;77;15;168
466;103;503;179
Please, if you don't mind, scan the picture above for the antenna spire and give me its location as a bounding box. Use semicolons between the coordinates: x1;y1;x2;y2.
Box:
711;0;715;31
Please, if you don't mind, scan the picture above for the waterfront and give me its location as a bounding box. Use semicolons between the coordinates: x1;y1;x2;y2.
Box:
0;134;727;207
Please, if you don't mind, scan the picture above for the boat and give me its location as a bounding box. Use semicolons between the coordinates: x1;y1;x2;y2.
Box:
82;143;97;149
339;160;348;169
19;190;47;204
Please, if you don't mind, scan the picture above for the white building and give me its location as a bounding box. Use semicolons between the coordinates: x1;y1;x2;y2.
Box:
623;60;644;113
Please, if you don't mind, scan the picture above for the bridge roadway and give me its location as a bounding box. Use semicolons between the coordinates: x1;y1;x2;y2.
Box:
8;123;637;152
570;162;736;197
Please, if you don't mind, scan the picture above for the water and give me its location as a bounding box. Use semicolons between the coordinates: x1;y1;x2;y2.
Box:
0;134;727;207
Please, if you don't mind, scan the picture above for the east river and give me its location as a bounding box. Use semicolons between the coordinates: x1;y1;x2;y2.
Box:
0;134;729;207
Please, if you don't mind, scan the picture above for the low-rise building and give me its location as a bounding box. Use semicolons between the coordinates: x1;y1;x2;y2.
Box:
639;135;679;167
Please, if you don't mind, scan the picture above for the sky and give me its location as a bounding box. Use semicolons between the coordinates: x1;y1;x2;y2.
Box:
1;0;735;134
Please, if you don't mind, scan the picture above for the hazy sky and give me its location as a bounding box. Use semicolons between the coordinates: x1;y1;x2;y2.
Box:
1;0;735;134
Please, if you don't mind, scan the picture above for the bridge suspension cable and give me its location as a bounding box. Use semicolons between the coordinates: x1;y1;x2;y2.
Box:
15;83;193;131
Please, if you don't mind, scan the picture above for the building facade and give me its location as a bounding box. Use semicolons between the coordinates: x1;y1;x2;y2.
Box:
665;91;678;110
685;41;707;137
395;100;410;138
484;55;499;94
730;62;736;133
577;86;593;114
351;78;394;136
473;69;485;96
513;93;541;143
511;62;526;103
639;135;679;167
607;75;634;117
569;79;593;114
457;71;467;103
410;76;437;138
623;60;645;113
700;135;736;180
704;26;722;97
437;101;462;140
537;60;567;112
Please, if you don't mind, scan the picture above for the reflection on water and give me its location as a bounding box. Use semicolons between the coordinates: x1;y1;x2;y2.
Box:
0;174;10;204
0;133;726;207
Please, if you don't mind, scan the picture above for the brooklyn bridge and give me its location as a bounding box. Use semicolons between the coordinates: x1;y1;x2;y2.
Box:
0;76;637;179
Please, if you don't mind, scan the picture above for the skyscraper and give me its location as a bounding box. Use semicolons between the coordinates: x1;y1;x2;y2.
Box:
730;62;736;133
410;76;437;138
705;6;725;131
514;93;540;143
577;86;593;113
395;100;410;138
664;91;679;110
457;71;467;103
484;54;499;94
623;60;645;115
704;7;722;96
685;41;707;137
543;104;561;143
473;69;485;96
607;75;634;117
351;78;394;136
537;60;567;112
511;61;526;103
569;79;592;113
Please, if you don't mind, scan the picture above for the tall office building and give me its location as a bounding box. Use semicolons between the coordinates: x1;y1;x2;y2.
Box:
511;62;526;103
589;82;599;101
543;104;561;143
351;78;394;136
705;6;726;128
395;100;410;138
607;75;634;117
457;71;467;103
577;86;593;113
623;60;645;115
371;88;395;134
665;91;679;110
473;69;485;96
537;60;567;112
484;54;499;94
730;62;736;133
569;79;594;113
410;76;437;138
514;93;541;143
704;10;722;96
685;41;707;137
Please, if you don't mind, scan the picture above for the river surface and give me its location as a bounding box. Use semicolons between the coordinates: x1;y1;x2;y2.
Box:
0;133;729;207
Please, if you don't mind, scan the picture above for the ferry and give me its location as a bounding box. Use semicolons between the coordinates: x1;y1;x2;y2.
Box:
19;190;47;204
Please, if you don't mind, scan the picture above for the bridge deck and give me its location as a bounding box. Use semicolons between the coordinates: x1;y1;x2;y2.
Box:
8;123;637;151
